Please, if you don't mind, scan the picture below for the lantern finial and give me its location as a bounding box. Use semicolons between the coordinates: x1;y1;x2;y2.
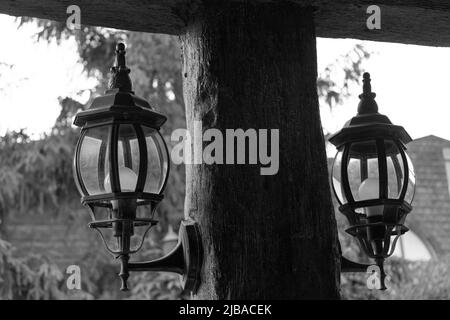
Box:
115;43;126;67
357;72;378;115
362;72;372;94
109;42;133;92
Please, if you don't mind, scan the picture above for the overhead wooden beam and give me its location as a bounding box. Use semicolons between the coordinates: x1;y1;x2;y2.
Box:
314;1;450;47
1;0;450;46
0;0;189;35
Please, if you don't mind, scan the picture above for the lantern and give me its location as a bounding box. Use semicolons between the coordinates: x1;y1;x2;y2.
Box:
73;43;202;292
329;72;415;289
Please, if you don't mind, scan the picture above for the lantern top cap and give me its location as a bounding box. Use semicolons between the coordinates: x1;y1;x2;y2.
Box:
73;42;167;128
357;72;378;115
328;72;412;147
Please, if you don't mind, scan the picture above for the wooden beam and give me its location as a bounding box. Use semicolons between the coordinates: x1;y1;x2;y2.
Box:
0;0;189;35
314;1;450;47
1;1;450;46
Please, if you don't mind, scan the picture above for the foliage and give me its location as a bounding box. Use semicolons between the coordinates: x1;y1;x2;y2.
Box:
126;245;182;300
341;255;450;300
128;272;182;300
0;232;181;300
70;240;182;300
0;127;80;220
388;255;450;299
318;44;372;136
317;44;371;111
0;238;93;299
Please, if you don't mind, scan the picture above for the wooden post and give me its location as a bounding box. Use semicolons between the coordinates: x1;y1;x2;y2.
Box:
181;2;340;299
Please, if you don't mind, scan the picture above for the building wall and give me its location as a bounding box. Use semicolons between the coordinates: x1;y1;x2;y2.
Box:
407;135;450;256
2;204;174;269
3;207;99;268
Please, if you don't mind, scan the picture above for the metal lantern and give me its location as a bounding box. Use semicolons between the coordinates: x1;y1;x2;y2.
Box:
73;43;202;292
329;72;415;289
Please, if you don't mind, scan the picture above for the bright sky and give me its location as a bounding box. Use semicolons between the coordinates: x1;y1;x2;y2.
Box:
1;13;450;141
0;14;95;139
317;39;450;141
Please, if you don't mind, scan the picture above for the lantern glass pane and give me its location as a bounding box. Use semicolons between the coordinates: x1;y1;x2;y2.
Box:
115;124;140;192
405;153;416;203
385;140;404;199
78;125;110;195
142;126;169;194
348;140;379;201
347;157;361;200
332;150;346;204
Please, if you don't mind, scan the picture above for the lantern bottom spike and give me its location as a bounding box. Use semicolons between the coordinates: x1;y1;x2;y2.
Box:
118;254;130;291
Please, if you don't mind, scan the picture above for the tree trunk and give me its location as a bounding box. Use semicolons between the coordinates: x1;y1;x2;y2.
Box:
181;2;340;299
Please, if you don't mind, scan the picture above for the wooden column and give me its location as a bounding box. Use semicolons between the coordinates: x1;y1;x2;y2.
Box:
181;2;340;299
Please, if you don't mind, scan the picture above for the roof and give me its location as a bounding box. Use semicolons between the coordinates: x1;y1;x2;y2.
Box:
410;134;450;144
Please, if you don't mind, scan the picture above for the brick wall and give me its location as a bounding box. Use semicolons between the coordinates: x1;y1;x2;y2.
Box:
2;202;177;269
3;206;100;268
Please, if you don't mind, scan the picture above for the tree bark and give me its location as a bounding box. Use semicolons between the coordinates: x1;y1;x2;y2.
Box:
181;2;340;299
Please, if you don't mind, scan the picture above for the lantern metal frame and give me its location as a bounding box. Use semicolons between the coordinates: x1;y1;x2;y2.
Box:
329;72;415;289
73;43;203;293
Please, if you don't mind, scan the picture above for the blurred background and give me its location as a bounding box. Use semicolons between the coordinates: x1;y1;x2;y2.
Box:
1;14;450;299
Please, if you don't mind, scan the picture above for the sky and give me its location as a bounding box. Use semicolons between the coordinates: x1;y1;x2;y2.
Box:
0;14;95;139
1;13;450;141
317;39;450;141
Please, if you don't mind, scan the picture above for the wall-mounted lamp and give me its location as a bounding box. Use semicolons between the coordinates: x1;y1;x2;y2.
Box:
72;43;203;292
329;73;416;290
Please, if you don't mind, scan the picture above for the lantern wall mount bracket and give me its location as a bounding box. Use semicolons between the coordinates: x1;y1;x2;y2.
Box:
119;219;203;293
